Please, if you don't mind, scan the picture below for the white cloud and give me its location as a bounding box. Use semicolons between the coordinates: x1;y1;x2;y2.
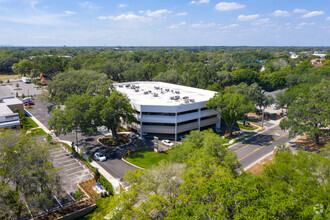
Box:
285;22;291;26
220;23;239;29
65;11;77;15
252;18;270;26
302;11;324;18
98;13;149;22
79;1;100;10
176;12;188;16
118;4;127;8
237;14;259;21
326;16;330;21
168;22;186;29
191;21;216;28
215;2;245;11
271;10;290;17
145;9;171;18
190;0;210;5
297;22;315;29
293;8;307;13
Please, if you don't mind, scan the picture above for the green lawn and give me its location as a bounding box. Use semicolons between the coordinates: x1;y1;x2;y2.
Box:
126;149;170;169
21;117;39;133
237;122;257;131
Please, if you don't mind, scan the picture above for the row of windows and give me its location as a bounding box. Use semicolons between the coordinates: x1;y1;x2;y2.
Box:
140;115;217;127
136;107;212;117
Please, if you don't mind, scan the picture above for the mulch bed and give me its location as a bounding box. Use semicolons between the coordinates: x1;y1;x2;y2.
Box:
247;154;275;176
35;199;94;219
296;135;329;152
79;179;101;200
99;134;130;147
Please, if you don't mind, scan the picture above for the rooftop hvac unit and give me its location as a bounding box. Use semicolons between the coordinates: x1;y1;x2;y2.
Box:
183;96;189;99
125;84;130;88
175;90;180;94
118;85;123;88
165;89;169;92
135;89;139;92
170;96;174;100
136;86;140;89
154;86;160;90
189;99;195;102
174;95;180;100
184;99;189;103
144;91;148;95
153;93;159;97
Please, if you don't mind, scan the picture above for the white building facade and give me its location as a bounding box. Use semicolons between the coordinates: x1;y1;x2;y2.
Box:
115;82;220;140
0;97;23;129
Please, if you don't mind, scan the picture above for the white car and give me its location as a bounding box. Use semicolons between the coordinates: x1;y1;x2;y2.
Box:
161;140;174;147
94;152;106;162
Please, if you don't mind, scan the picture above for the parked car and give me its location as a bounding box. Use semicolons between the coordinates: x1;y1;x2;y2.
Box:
94;152;106;162
23;101;34;106
273;105;280;110
161;140;174;147
127;133;137;139
22;97;32;103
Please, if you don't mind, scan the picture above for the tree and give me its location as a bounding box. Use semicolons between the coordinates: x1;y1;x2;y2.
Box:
0;130;62;219
49;94;97;146
232;69;260;85
207;92;255;136
12;59;35;76
47;69;107;105
280;83;330;145
153;69;182;84
94;169;101;182
100;90;136;141
273;144;291;156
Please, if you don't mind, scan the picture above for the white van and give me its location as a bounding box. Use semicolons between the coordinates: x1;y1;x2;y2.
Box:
22;77;30;83
22;97;32;103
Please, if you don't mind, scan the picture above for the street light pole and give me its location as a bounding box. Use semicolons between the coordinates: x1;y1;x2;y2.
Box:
261;108;264;130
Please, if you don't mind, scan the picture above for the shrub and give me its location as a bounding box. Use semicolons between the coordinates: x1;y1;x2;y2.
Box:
87;155;92;163
21;93;25;99
100;176;114;195
94;169;101;182
74;189;84;201
46;134;52;143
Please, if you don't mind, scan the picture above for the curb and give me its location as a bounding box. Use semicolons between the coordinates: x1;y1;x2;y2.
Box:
121;157;145;170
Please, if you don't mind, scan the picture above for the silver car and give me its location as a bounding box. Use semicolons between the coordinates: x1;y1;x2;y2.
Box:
94;152;106;162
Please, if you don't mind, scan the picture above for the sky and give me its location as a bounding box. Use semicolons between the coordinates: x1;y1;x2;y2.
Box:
0;0;329;46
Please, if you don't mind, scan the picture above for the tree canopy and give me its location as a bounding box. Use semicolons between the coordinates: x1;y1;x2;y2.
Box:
0;130;62;219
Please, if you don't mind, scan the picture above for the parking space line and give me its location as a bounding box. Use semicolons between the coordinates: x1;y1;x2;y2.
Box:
67;170;90;177
54;196;62;207
52;152;71;157
67;192;75;201
63;166;86;173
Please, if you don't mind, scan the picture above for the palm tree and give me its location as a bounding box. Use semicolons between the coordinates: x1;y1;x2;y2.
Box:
274;144;291;156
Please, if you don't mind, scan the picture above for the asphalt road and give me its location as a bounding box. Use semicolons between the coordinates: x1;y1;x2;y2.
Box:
230;125;290;169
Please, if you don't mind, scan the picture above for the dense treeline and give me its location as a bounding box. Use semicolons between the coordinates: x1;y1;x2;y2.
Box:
0;47;329;92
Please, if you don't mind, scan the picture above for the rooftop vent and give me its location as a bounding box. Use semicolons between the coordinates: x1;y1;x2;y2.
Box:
189;99;195;103
153;93;159;97
170;96;174;100
165;89;169;92
183;96;189;99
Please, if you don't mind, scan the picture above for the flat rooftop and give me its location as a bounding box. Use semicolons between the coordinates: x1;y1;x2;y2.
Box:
115;82;216;106
0;97;22;116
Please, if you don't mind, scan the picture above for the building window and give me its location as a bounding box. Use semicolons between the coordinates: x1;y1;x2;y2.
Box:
201;107;208;111
201;115;217;120
177;109;198;116
142;122;175;126
177;119;198;126
142;112;175;116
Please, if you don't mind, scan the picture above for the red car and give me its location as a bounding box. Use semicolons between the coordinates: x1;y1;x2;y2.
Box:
24;101;34;106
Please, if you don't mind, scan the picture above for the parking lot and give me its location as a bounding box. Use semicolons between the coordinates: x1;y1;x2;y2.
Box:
51;145;93;193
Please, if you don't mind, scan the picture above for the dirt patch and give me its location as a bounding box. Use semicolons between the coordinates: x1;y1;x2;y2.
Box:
0;75;20;80
296;135;329;152
247;154;275;176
